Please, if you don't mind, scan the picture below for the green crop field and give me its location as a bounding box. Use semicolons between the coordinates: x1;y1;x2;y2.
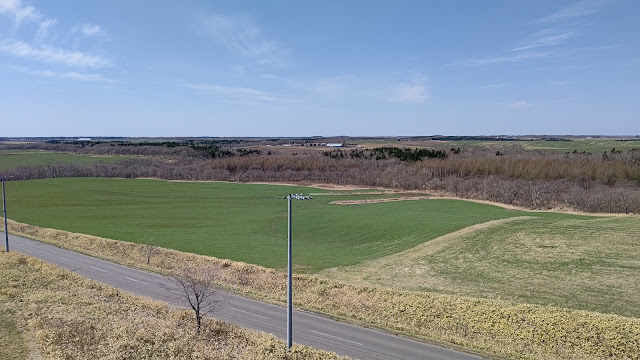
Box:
357;138;640;153
5;177;639;317
0;151;127;171
4;178;588;272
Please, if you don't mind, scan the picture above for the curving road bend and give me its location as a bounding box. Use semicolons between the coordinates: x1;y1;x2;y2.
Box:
5;232;484;360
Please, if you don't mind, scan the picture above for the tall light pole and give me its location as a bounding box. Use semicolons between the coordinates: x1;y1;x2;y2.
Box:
284;193;312;349
2;176;8;252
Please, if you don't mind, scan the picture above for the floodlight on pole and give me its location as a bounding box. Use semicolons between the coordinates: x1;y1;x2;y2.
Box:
283;193;312;350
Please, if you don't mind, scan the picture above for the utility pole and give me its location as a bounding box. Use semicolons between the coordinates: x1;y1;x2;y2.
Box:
287;194;292;349
3;176;8;252
283;193;312;350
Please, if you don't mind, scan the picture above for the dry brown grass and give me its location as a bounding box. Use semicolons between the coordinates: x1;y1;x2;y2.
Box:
0;304;30;360
0;252;347;359
4;220;640;359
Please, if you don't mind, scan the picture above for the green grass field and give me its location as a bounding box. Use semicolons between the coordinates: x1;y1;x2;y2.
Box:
358;138;640;153
0;151;127;171
323;215;640;317
5;177;639;318
5;178;588;272
515;139;639;152
437;139;640;152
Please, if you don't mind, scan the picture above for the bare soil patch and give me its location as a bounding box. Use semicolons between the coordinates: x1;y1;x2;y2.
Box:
310;191;391;196
330;196;432;205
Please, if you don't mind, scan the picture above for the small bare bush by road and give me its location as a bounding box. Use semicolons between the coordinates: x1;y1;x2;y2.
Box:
163;264;225;332
0;252;348;359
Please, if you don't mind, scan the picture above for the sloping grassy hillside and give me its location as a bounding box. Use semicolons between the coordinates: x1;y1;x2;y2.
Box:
322;215;640;317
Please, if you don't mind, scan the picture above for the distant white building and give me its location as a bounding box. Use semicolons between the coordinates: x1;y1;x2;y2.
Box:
77;137;92;141
326;143;343;148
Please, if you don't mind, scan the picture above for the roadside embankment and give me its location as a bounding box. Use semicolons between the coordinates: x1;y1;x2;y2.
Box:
4;220;640;360
0;251;347;359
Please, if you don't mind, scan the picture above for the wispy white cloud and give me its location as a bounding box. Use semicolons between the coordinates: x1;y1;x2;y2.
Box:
0;1;111;72
508;29;576;52
185;83;298;103
59;71;116;82
506;101;533;109
0;40;111;68
197;13;291;66
390;75;429;103
71;23;103;37
449;1;602;68
7;65;118;83
531;0;600;24
34;18;56;42
480;83;508;90
390;83;428;103
0;0;40;29
448;52;549;66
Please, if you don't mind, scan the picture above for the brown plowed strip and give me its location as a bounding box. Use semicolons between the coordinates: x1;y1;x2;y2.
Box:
330;196;432;205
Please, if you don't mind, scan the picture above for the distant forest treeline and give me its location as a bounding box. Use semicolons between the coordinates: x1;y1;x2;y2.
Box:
2;141;639;214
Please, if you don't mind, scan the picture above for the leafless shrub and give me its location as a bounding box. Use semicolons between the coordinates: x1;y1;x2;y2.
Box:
143;244;158;266
16;255;28;265
163;264;225;332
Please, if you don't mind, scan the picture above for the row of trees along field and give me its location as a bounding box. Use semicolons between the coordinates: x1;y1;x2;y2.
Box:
2;141;639;213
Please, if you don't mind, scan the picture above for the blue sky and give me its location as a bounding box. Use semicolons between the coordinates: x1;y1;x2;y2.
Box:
1;0;638;137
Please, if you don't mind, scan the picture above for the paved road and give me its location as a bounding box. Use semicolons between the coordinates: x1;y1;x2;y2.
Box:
5;232;484;360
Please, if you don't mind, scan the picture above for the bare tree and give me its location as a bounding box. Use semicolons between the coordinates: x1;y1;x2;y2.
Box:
163;264;224;332
530;181;542;209
143;244;158;266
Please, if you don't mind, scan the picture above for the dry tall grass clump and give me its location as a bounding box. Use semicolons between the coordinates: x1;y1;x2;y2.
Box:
0;252;347;359
5;220;640;359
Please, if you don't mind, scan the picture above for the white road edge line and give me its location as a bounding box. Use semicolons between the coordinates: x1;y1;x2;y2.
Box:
89;266;109;273
230;307;269;319
125;277;147;284
59;257;75;263
310;330;363;346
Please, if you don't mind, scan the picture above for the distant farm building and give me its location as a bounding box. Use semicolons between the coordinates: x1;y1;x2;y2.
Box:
326;143;344;148
306;142;327;147
77;138;92;141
